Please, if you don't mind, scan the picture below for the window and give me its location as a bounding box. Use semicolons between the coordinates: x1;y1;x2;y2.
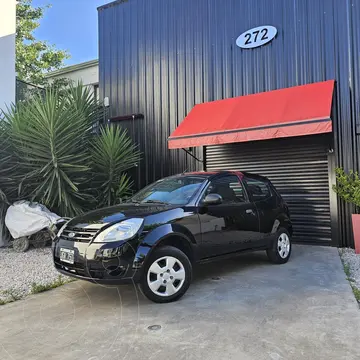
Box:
203;175;246;204
131;175;206;205
244;178;272;201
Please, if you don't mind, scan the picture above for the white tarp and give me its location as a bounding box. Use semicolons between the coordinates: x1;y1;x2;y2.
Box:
5;201;60;239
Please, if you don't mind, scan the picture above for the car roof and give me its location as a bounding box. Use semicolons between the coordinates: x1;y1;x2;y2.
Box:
179;171;270;182
179;171;241;179
182;171;220;177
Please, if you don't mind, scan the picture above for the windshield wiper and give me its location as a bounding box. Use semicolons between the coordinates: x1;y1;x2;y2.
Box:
142;200;169;205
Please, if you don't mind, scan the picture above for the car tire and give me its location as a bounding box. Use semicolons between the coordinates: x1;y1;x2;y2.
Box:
266;228;292;264
31;231;51;248
13;237;30;253
140;245;192;303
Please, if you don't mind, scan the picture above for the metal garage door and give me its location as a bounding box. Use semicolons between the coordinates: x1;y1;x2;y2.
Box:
205;135;332;244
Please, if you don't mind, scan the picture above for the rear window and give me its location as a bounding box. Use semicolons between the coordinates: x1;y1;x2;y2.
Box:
244;178;272;201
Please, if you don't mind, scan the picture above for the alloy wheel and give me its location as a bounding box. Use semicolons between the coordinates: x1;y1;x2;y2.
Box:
147;256;186;297
277;233;290;259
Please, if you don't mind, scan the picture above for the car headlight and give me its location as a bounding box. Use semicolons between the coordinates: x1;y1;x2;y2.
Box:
95;218;144;243
56;221;70;238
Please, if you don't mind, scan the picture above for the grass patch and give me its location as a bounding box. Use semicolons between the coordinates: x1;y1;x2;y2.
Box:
343;263;351;277
0;298;15;306
2;288;22;301
340;253;360;304
31;275;72;294
351;285;360;303
0;276;76;306
0;288;23;306
0;299;7;306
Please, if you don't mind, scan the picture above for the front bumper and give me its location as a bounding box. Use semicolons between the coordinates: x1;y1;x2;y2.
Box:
53;237;142;284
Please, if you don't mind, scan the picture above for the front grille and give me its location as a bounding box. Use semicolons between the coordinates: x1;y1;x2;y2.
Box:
61;227;99;243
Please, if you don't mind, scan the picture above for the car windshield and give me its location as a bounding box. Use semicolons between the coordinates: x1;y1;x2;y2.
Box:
130;176;206;205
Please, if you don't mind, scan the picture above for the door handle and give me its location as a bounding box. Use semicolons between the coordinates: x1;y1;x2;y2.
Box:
246;209;255;215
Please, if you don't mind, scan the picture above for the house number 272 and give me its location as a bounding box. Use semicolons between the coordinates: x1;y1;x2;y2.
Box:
236;26;278;49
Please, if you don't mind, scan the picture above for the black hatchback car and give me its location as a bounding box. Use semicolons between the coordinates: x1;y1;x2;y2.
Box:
53;171;292;303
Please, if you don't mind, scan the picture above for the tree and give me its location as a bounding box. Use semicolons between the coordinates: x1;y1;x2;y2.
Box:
16;0;69;85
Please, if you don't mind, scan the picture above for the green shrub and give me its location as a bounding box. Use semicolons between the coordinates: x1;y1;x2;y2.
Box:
333;168;360;213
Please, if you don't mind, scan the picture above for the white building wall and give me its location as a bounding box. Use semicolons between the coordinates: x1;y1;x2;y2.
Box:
46;61;99;98
0;0;16;111
52;65;99;86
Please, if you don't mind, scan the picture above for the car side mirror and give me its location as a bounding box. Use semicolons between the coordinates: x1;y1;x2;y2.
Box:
203;193;223;205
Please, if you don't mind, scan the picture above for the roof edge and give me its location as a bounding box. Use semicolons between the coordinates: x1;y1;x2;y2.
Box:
45;59;99;78
98;0;130;11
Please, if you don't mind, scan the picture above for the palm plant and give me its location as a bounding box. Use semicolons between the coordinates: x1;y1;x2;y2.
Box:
1;83;140;219
91;126;141;207
0;120;14;245
3;86;96;216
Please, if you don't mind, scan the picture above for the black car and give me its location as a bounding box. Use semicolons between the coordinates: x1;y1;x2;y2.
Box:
53;171;292;303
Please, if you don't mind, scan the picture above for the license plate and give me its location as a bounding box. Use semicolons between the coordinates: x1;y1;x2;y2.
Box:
60;248;75;264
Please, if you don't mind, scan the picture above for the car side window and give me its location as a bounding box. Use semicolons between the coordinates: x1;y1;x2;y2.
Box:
203;175;246;204
244;177;272;201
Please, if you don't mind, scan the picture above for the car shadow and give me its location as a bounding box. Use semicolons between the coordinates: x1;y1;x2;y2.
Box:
192;250;271;284
60;245;312;311
69;248;298;308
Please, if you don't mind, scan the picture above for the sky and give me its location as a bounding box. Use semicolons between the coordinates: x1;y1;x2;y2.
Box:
33;0;109;65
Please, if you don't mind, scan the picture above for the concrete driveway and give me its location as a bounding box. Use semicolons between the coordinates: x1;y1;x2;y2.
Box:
1;245;360;360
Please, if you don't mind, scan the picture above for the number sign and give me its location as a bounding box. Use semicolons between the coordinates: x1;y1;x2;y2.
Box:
236;26;277;49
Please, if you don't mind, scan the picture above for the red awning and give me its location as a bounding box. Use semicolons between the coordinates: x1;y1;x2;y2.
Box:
168;80;335;149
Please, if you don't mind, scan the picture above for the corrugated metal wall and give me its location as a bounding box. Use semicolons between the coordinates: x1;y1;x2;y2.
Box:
98;0;360;247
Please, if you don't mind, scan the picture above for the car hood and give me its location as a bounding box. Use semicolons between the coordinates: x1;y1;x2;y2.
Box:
67;203;176;228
